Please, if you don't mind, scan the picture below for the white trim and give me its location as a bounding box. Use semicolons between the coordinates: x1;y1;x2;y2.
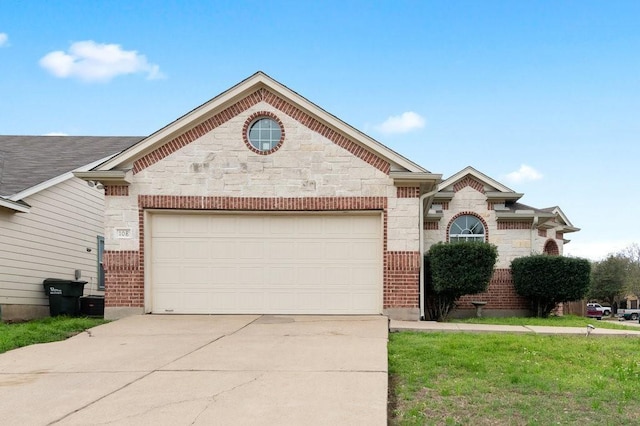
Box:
439;166;516;193
95;72;429;174
8;154;117;202
0;197;30;213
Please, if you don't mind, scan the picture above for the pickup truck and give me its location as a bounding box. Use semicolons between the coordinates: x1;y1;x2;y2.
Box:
617;308;640;321
586;303;611;317
587;305;602;319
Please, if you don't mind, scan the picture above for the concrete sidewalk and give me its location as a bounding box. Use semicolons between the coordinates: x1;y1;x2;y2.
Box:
0;315;388;426
390;319;640;337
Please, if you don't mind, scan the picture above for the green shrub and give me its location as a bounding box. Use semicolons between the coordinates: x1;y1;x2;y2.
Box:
425;242;498;321
511;255;591;317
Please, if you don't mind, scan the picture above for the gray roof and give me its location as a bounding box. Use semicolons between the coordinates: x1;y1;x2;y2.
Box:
0;136;143;197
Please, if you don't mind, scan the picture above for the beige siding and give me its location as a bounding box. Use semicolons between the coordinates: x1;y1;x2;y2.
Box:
0;178;105;307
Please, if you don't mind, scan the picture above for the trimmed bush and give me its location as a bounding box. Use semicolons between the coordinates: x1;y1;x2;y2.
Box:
511;255;591;317
425;242;498;321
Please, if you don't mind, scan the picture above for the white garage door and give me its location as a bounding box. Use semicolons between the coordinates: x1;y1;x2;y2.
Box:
149;212;382;314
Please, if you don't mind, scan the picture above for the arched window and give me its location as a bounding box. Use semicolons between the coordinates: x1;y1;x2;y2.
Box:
449;215;486;242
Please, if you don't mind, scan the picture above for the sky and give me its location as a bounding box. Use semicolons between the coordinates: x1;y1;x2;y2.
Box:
1;1;638;261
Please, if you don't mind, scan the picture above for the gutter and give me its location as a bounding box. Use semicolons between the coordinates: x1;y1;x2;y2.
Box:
531;215;539;254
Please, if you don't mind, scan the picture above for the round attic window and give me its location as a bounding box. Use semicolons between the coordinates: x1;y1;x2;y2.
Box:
243;113;285;155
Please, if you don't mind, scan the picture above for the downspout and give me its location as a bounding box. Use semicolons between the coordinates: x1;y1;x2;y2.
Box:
419;189;439;320
531;215;539;255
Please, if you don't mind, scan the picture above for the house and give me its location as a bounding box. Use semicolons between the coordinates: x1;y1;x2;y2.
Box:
74;72;578;321
424;166;579;317
74;72;442;321
0;135;142;321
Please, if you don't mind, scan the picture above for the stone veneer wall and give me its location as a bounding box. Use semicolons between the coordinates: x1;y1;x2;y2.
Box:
102;93;424;317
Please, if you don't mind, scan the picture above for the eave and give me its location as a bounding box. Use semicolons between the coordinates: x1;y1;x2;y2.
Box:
485;191;524;201
495;211;555;223
0;197;30;213
433;191;455;201
424;212;443;222
73;170;131;186
390;172;442;189
558;225;580;234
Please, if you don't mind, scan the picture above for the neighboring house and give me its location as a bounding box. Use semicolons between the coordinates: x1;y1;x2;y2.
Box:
424;166;579;317
0;136;142;321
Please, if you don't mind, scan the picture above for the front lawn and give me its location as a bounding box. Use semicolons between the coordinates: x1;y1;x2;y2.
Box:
0;316;108;354
388;331;640;425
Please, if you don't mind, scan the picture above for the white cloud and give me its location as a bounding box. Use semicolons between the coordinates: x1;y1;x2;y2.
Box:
39;41;165;83
43;132;69;136
375;111;425;134
0;33;8;47
503;164;543;184
564;239;635;261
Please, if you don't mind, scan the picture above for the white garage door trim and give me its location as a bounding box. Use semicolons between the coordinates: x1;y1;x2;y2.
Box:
145;211;383;315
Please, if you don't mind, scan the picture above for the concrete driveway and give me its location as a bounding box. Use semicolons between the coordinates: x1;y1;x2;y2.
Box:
0;315;388;425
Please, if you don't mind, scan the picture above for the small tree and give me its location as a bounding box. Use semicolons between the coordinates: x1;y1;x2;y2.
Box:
425;242;498;321
511;255;591;317
589;255;629;307
621;244;640;301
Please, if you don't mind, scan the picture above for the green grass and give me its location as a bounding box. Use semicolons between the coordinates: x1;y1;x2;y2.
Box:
454;314;636;330
0;316;108;354
388;331;640;425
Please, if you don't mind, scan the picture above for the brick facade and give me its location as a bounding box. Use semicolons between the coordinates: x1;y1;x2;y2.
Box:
397;186;420;198
103;251;143;307
104;185;129;197
453;176;484;193
383;251;420;308
457;268;529;311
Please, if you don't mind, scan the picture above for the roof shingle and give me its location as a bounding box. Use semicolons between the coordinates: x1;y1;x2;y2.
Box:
0;135;142;196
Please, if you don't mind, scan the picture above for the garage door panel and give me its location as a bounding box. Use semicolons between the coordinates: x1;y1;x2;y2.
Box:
181;240;211;259
295;216;324;235
150;213;382;314
153;240;184;260
238;241;266;259
352;241;381;259
269;216;295;234
178;266;211;285
154;291;184;313
239;217;266;235
296;241;324;258
349;267;380;285
350;215;381;235
325;241;352;259
152;215;182;236
182;215;210;234
208;216;238;234
153;265;183;284
268;241;298;259
265;267;296;285
231;267;261;284
209;240;238;259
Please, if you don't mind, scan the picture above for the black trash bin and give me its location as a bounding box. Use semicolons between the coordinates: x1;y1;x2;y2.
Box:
43;278;87;317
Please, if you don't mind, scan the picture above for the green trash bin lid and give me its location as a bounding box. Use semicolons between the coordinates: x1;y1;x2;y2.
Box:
43;278;87;297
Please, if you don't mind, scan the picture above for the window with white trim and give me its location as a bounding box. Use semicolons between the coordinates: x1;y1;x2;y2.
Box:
449;215;485;242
